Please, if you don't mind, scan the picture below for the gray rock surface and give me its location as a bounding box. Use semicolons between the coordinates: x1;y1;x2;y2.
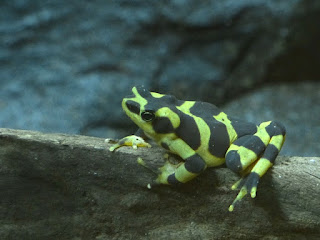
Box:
223;82;320;157
0;129;319;239
1;0;320;156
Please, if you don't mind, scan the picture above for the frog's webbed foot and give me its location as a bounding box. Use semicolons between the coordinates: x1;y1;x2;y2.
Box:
108;135;151;152
228;172;260;212
138;156;183;186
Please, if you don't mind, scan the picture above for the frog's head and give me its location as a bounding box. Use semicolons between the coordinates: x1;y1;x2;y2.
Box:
122;86;180;137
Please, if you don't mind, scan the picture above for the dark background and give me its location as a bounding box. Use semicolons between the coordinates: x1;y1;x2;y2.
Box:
1;0;319;156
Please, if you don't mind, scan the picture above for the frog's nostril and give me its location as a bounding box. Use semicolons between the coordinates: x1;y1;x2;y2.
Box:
124;94;135;99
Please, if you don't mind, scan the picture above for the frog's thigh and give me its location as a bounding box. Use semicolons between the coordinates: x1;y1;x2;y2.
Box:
226;121;285;174
225;134;266;173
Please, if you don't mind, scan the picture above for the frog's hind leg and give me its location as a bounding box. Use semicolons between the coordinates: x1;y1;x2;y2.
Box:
226;121;286;211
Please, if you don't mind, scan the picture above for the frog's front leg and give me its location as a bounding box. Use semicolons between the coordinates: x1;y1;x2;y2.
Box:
156;138;207;185
109;129;151;152
225;121;286;211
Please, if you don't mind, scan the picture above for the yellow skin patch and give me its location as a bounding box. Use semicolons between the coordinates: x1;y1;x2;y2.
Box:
251;158;273;177
157;107;181;129
111;86;286;212
214;112;238;143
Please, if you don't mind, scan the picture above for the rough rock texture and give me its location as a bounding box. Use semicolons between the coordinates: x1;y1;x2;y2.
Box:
0;128;319;239
1;0;320;143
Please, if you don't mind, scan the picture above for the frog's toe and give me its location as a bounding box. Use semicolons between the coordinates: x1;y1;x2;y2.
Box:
229;172;260;212
147;179;161;189
229;187;247;212
109;143;121;152
231;178;242;190
137;157;160;175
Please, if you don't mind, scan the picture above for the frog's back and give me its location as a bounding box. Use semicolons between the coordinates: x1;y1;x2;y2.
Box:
186;101;222;116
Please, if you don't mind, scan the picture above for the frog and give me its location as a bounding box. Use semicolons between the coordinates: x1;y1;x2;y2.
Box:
110;86;286;211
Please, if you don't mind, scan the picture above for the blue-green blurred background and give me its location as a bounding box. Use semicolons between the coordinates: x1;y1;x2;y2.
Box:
1;0;319;156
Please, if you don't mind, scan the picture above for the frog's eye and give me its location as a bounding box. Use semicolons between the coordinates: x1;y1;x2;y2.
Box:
141;110;155;122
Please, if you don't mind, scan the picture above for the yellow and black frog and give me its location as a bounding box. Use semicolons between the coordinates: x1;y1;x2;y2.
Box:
110;86;286;211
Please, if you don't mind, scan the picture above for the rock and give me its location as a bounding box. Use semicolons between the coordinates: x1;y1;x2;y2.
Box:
0;128;319;239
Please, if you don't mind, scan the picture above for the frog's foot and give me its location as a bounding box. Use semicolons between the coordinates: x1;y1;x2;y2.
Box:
137;157;182;184
138;155;184;187
109;135;151;152
137;157;160;175
228;172;260;212
137;157;161;189
156;161;183;185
